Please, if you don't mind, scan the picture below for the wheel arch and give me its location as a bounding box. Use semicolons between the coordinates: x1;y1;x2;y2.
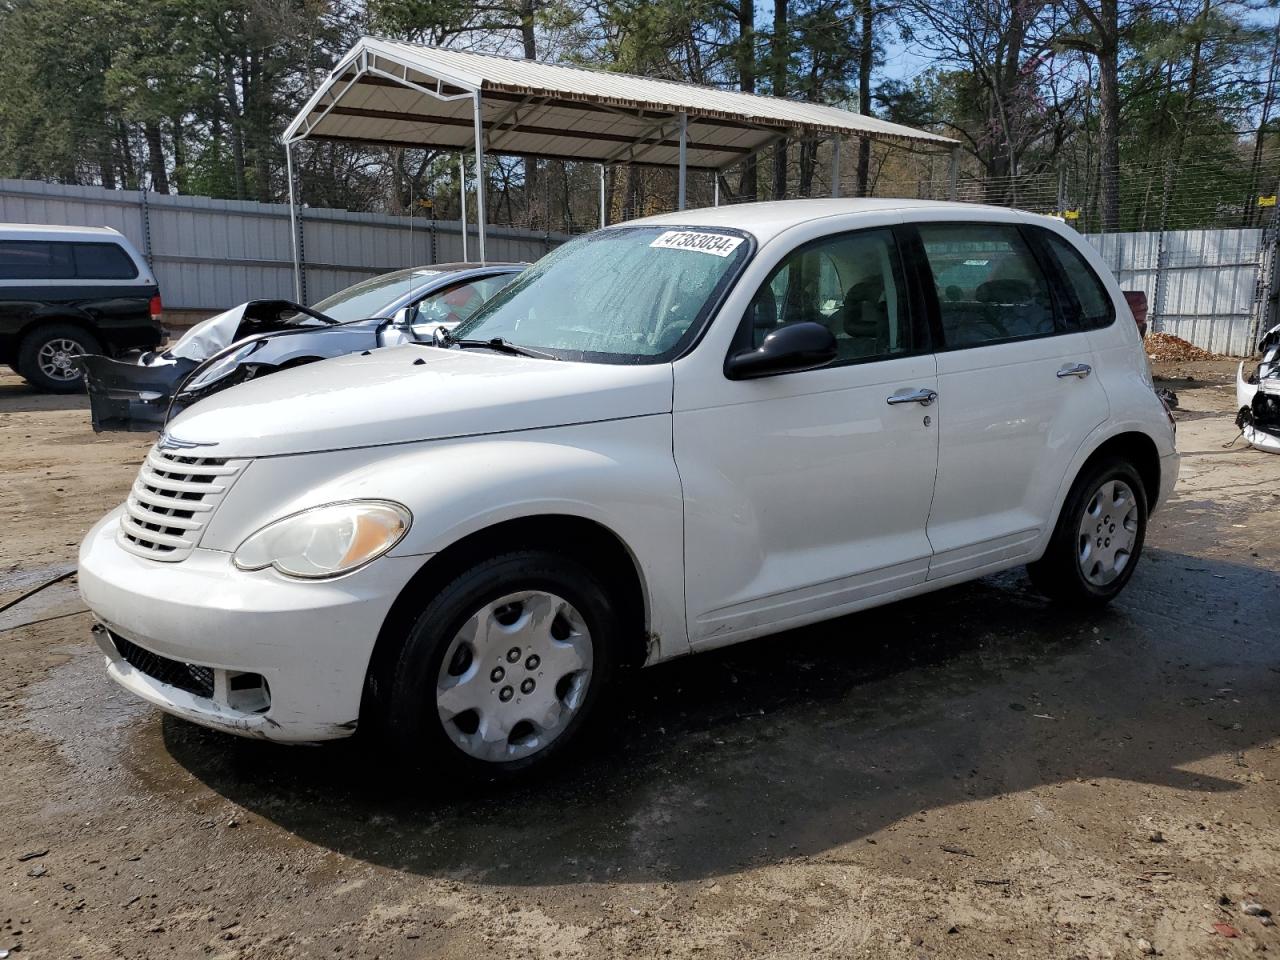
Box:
18;313;101;349
360;513;652;728
1077;430;1162;512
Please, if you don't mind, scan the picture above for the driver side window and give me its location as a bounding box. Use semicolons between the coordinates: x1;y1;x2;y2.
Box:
748;228;914;363
414;275;514;327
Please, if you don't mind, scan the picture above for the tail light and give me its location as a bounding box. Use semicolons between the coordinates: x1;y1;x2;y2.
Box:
149;294;163;319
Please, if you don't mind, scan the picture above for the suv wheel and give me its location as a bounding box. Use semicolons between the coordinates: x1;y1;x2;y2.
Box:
381;549;620;776
1028;456;1148;605
17;323;102;393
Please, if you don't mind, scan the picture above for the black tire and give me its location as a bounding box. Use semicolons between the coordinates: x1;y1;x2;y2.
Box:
1027;456;1148;606
380;549;621;778
17;322;102;393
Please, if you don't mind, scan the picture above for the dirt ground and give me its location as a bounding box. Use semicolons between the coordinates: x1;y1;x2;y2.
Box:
1;359;1279;960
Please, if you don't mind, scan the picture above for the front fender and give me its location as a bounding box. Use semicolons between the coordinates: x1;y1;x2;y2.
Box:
200;415;689;659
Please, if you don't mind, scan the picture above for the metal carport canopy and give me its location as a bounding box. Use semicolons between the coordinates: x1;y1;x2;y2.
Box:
282;36;957;284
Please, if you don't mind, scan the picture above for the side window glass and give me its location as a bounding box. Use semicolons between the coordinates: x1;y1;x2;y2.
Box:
918;224;1056;348
0;240;74;280
747;228;914;363
416;280;489;326
73;242;138;280
1040;232;1113;330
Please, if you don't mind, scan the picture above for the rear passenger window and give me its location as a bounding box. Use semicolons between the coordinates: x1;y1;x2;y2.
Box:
73;242;138;280
1038;231;1113;330
0;241;74;280
748;228;917;363
918;223;1056;348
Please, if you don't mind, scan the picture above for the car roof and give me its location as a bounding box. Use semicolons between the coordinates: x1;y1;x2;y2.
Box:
625;198;1059;245
426;261;525;272
0;223;129;243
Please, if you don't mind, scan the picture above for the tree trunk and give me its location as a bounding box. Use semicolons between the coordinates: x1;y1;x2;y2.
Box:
171;116;186;194
144;122;170;193
1095;0;1120;230
520;0;540;227
98;138;117;190
223;56;247;200
771;0;788;200
736;0;758;201
799;139;816;195
1246;18;1280;225
855;0;873;196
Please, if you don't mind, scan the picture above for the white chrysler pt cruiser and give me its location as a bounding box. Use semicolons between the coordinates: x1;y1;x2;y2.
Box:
79;200;1178;774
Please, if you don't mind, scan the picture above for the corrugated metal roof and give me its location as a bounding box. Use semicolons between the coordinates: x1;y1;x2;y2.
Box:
285;37;956;167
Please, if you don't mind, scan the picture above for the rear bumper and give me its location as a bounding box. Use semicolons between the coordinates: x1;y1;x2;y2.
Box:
1157;451;1180;509
79;507;425;742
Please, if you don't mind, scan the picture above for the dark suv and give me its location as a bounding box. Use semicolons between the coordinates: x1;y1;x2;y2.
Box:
1;224;163;392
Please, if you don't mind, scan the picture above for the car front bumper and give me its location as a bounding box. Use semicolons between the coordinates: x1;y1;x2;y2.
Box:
78;507;425;742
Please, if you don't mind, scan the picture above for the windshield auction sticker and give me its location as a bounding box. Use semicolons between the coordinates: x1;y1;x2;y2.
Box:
649;231;745;257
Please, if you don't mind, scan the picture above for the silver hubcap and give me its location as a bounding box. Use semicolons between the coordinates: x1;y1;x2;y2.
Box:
436;590;593;763
1076;479;1139;586
37;338;85;381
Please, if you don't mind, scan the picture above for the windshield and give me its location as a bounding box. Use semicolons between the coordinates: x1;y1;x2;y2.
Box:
311;267;443;323
451;226;751;363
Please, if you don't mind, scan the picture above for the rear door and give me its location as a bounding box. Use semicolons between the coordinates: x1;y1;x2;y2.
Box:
908;217;1110;580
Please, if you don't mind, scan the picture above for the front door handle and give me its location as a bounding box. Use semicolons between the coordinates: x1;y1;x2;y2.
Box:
1056;362;1092;379
887;387;938;406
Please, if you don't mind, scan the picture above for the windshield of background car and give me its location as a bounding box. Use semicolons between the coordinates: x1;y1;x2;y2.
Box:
311;268;443;323
450;226;752;363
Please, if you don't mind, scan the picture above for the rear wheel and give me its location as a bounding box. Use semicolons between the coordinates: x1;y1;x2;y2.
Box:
381;549;620;777
1027;457;1148;606
17;323;102;393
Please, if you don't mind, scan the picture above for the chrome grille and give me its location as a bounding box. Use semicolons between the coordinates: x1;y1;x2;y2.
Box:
116;446;248;561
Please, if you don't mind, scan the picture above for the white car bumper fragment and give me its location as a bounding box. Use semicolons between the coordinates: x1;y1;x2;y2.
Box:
78;507;425;742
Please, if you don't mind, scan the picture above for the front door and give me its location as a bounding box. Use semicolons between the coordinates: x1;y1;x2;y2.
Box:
909;219;1111;579
675;225;940;647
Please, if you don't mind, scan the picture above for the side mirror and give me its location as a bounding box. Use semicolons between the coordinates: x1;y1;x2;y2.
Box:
725;321;838;380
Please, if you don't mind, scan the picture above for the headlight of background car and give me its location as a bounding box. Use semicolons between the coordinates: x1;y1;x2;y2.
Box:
182;339;266;394
233;501;411;579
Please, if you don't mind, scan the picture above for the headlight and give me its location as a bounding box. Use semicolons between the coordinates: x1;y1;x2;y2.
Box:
183;340;264;393
233;500;411;579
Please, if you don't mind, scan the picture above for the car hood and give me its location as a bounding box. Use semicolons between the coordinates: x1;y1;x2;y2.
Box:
163;344;674;457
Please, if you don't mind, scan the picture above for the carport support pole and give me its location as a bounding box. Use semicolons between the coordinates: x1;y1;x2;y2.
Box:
599;164;607;229
831;136;842;198
285;141;302;302
459;153;468;262
677;112;688;211
713;174;720;207
948;146;960;201
472;91;487;264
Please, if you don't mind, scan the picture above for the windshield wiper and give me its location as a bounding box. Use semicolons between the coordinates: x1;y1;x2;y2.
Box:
441;333;560;361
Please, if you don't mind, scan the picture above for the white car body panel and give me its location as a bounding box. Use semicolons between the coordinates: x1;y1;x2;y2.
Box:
165;344;674;457
77;199;1180;744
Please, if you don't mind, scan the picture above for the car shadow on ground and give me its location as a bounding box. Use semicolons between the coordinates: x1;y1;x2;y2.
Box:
162;548;1280;885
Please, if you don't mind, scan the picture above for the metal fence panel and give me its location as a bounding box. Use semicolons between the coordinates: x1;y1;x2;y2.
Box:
2;178;1271;354
1085;227;1265;356
0;178;568;312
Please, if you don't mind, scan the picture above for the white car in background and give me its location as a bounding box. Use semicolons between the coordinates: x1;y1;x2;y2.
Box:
78;199;1178;776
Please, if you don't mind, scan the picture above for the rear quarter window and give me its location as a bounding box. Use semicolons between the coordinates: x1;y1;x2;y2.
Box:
73;242;139;279
1037;230;1114;331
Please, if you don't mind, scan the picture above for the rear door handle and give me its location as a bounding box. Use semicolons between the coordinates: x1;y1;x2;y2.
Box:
1057;362;1092;379
887;387;938;406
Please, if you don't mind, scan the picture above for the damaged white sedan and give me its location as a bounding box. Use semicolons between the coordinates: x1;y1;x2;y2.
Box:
78;200;1178;775
1236;320;1280;453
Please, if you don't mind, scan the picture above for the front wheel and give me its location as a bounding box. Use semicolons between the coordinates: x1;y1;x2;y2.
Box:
381;550;621;776
1027;457;1148;606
